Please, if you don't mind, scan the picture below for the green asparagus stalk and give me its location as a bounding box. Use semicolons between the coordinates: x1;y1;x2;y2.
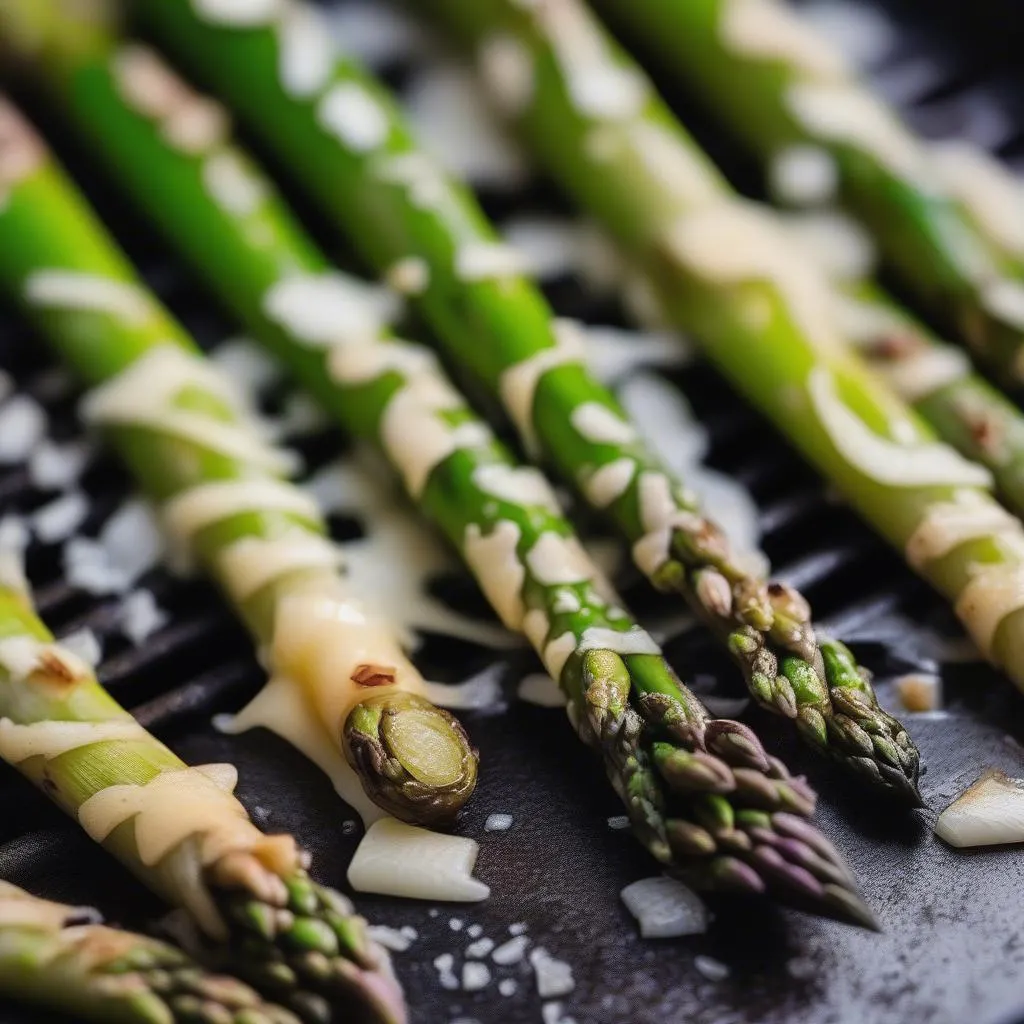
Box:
128;0;922;802
0;575;403;1023
0;88;477;830
826;272;1024;520
6;10;876;928
0;881;300;1024
589;0;1024;387
422;0;1024;694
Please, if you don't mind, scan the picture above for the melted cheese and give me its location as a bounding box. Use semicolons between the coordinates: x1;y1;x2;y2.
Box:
906;491;1023;570
577;626;660;657
219;672;385;824
624;121;722;210
463;520;525;629
478;33;536;115
807;367;993;488
786;82;926;180
663;201;839;350
192;0;283;26
524;532;593;586
317;82;390;152
932;142;1024;260
217;531;342;602
872;344;971;403
719;0;848;79
543;631;577;682
82;345;293;475
583;458;636;508
77;766;274;922
630;471;704;577
277;4;335;98
454;242;527;282
0;719;148;764
263;272;394;348
25;271;152;325
523;607;551;650
202;151;268;217
571;402;637;445
328;336;436;386
499;319;585;454
373;152;450;210
163;478;320;554
472;464;560;511
956;562;1024;659
380;375;492;498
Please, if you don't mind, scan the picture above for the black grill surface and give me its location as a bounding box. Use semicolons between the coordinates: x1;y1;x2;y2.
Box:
1;2;1023;1023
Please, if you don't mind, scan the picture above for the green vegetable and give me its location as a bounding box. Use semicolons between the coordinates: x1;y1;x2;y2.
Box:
592;0;1024;386
128;0;919;801
0;572;404;1024
14;17;875;926
0;880;300;1024
423;0;1024;697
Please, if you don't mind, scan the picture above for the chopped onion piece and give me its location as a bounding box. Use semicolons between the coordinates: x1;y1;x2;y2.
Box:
934;770;1024;848
347;817;490;901
620;876;708;938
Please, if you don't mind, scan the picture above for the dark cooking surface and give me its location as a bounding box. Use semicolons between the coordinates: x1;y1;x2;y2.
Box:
1;2;1023;1022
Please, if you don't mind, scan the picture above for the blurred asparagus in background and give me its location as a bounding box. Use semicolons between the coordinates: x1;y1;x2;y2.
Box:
0;553;404;1023
592;0;1024;387
2;9;879;926
125;0;922;802
0;881;300;1024
420;0;1024;696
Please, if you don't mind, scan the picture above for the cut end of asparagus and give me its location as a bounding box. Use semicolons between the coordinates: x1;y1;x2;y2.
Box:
343;691;479;826
213;863;406;1024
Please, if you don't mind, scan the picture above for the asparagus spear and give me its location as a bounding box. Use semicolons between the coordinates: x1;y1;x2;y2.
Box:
419;0;1024;693
0;91;477;830
0;881;300;1024
6;13;875;928
822;266;1024;520
589;0;1024;387
0;571;403;1023
126;0;921;801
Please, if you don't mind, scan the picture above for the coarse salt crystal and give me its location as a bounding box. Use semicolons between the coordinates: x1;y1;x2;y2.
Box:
484;813;513;832
694;955;730;981
491;935;529;965
118;590;169;646
530;947;575;998
0;395;47;465
466;937;494;959
461;961;491;991
32;491;88;544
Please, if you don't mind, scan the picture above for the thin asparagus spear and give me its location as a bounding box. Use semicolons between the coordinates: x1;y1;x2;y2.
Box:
126;0;921;801
589;0;1024;387
6;11;875;928
0;881;300;1024
421;0;1024;692
0;92;477;829
0;573;403;1023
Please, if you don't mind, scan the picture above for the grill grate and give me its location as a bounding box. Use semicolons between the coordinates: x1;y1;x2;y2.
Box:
1;3;1024;1023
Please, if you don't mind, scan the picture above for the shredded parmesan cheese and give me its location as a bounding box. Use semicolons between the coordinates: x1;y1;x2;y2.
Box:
463;521;525;629
570;402;637;445
348;817;490;901
25;271;152;325
317;82;390;152
583;458;636;508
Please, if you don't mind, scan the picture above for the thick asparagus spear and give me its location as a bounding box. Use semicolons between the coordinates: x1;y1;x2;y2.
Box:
127;0;921;801
7;12;875;928
822;267;1024;520
419;0;1024;693
0;93;477;829
0;881;300;1024
588;0;1024;387
0;572;403;1023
